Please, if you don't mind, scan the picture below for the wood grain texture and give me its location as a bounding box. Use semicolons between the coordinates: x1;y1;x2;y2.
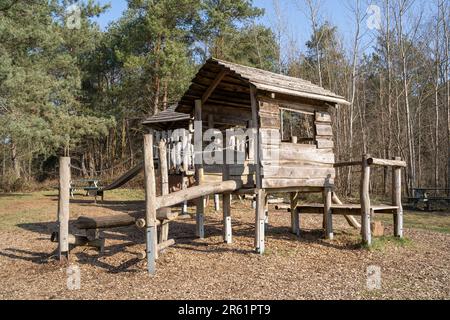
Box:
315;123;333;136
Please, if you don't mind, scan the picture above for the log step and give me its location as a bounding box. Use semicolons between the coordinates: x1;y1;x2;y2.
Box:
75;208;176;230
296;204;399;216
75;215;136;230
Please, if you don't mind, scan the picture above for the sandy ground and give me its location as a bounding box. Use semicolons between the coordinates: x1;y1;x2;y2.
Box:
0;192;449;300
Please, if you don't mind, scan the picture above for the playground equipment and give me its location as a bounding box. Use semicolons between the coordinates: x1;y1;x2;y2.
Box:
93;163;144;202
54;58;407;275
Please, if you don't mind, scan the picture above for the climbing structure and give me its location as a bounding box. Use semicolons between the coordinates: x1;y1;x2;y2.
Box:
54;58;407;275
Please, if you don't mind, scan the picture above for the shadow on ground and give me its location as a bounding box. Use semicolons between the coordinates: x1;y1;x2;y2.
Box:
0;197;364;273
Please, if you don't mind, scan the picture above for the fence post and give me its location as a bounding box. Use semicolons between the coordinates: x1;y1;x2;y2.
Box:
324;187;333;240
360;154;371;245
392;157;404;238
194;99;205;239
144;132;157;275
58;157;71;261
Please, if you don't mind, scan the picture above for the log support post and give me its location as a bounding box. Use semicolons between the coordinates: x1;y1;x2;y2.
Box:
181;174;189;214
250;85;265;254
290;192;300;236
208;113;221;213
360;154;372;246
223;193;232;244
159;138;170;243
58;157;71;262
214;194;220;212
222;129;232;244
195;100;205;239
255;189;266;254
265;196;269;226
323;187;333;240
144;132;157;275
392;157;404;238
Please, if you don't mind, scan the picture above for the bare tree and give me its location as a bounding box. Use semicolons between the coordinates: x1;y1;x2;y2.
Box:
345;0;366;195
272;0;286;73
297;0;324;87
393;0;422;195
443;0;450;193
433;0;443;189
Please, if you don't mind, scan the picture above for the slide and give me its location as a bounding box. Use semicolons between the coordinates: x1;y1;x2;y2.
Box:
100;162;144;191
332;193;361;229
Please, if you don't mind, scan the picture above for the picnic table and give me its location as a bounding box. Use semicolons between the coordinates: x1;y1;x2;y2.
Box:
407;188;450;211
70;179;101;197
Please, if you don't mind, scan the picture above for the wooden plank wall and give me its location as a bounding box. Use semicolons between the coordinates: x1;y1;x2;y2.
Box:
259;101;336;189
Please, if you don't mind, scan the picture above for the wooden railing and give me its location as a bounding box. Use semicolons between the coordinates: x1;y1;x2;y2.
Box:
334;155;407;245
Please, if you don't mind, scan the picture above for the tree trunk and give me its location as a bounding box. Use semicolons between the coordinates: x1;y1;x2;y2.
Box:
153;35;162;116
11;141;20;179
434;18;440;190
81;153;88;178
89;148;95;178
126;119;134;166
121;118;126;160
444;1;450;194
384;0;393;195
396;1;416;195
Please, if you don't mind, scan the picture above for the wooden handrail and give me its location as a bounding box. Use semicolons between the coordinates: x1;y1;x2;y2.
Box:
334;161;361;168
334;157;406;169
367;158;407;168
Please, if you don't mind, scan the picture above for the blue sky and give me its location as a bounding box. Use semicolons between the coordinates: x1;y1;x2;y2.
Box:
89;0;382;54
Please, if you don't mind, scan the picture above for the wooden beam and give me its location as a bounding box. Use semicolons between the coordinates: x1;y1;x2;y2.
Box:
368;157;407;168
392;157;404;238
138;239;176;260
323;187;333;240
334;161;362;168
159;139;169;196
195;99;205;239
76;215;136;229
51;232;104;250
255;189;266;254
144;132;157;275
290;193;300;236
202;69;228;104
360;154;372;245
156;180;243;209
58;157;71;261
332;193;361;229
335;158;407;168
223;131;232;244
159;139;170;243
250;86;262;189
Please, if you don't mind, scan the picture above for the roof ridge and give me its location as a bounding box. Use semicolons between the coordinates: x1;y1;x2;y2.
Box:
211;57;314;85
210;58;347;101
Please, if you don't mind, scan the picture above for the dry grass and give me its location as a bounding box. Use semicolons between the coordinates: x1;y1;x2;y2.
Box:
0;190;449;300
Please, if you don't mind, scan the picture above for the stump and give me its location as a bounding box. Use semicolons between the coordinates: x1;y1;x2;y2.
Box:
371;221;385;237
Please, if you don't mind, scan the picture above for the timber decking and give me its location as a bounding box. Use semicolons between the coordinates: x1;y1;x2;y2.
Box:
296;204;399;216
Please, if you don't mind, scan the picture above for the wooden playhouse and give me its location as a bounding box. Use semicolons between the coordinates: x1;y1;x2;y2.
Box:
54;58;407;274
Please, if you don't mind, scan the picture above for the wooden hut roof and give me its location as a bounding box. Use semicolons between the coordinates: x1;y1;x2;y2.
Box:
143;105;191;130
176;58;350;114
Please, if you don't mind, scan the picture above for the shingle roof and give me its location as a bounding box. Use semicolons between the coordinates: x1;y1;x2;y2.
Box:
142;105;191;129
176;58;350;114
214;59;349;104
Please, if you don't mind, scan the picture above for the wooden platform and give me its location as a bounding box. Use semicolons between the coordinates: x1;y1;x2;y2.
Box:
296;204;399;216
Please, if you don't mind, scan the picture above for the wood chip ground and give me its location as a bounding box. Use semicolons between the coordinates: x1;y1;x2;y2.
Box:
0;193;448;300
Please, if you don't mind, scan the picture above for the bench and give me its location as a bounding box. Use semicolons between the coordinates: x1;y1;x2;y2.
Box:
407;188;450;211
